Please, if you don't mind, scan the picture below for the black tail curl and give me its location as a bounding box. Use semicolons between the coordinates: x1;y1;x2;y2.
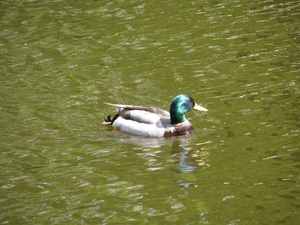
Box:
103;114;119;125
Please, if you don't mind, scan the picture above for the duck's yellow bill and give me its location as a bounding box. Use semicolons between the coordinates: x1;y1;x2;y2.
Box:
193;103;208;112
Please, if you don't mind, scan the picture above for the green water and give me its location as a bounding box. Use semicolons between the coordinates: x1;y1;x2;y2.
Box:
0;0;299;224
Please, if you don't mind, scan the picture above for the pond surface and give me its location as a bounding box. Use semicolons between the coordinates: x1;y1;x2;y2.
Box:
0;0;299;224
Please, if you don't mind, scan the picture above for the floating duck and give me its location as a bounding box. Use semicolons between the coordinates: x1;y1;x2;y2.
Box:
104;94;207;137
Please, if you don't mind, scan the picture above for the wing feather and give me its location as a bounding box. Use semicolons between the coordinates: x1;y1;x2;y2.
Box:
104;103;170;124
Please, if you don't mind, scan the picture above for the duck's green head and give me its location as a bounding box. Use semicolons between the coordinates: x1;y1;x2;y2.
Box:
170;94;207;124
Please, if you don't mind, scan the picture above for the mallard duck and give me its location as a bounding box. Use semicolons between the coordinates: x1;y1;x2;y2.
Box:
103;94;207;137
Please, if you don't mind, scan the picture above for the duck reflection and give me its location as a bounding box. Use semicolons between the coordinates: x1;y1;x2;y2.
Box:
171;137;210;173
106;130;210;173
106;129;171;148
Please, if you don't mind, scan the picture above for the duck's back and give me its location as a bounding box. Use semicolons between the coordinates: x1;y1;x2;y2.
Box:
106;103;171;137
106;103;169;123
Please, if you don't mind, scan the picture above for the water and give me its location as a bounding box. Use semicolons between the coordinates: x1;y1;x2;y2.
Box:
0;0;299;224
